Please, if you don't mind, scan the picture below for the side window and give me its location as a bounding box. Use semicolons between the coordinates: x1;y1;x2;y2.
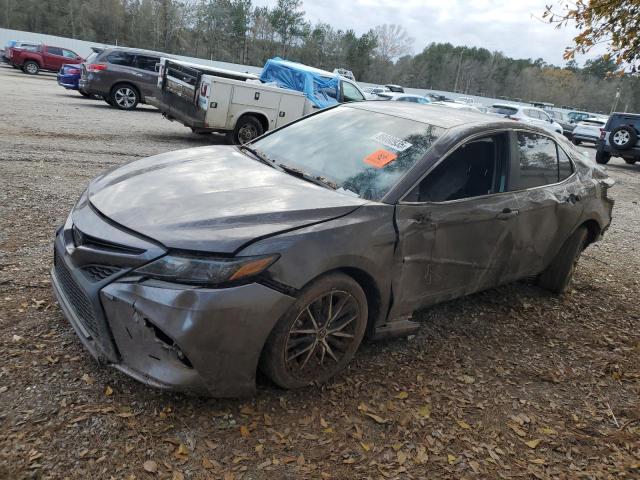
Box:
107;51;134;66
414;134;508;202
511;132;559;189
416;97;430;104
342;82;365;102
62;49;77;59
558;147;573;181
134;55;159;72
47;47;63;56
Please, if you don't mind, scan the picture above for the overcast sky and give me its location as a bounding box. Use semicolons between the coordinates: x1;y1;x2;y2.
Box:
254;0;601;66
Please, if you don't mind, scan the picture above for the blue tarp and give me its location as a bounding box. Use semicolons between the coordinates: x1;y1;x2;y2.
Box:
259;57;340;109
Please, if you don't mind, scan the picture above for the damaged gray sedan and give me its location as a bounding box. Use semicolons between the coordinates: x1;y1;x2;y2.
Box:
52;102;614;397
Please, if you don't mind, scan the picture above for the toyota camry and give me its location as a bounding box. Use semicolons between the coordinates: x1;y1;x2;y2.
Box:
52;102;614;397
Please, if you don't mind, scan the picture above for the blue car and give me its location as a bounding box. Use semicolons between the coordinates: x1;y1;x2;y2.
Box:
57;63;83;92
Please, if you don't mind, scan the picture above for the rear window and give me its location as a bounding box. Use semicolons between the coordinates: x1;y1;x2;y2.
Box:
581;119;606;126
107;51;134;66
609;115;640;131
47;47;63;56
488;105;518;116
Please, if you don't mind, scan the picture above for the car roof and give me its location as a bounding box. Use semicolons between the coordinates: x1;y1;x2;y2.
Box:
611;112;640;118
102;46;172;58
348;102;505;129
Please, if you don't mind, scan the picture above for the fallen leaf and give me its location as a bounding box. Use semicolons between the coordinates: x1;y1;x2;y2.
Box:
417;405;431;419
175;444;189;457
240;426;250;438
297;454;305;466
104;385;113;396
81;373;94;385
395;391;409;400
202;457;214;469
530;458;545;464
447;454;457;465
524;439;541;449
360;442;371;451
320;417;328;428
539;426;557;435
460;375;475;384
457;420;472;430
397;450;407;465
509;424;527;437
172;472;184;480
143;460;158;473
364;412;386;424
415;446;428;464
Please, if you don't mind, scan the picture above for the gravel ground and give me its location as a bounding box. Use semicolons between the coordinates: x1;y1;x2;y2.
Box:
1;65;639;480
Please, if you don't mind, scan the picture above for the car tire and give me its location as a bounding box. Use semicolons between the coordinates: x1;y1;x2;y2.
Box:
537;226;588;294
109;84;139;110
609;125;637;150
595;151;611;164
230;115;263;145
624;158;637;165
22;61;39;75
572;138;581;145
79;90;90;97
261;272;368;390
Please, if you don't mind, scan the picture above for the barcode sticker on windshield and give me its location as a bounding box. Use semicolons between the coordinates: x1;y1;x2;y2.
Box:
371;132;412;152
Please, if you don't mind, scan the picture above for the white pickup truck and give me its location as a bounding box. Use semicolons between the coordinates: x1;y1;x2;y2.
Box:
154;57;368;144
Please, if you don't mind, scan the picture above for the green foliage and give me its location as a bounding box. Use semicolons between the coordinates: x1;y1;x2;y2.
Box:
1;0;639;112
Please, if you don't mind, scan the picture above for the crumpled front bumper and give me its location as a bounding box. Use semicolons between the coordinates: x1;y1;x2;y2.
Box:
52;212;295;397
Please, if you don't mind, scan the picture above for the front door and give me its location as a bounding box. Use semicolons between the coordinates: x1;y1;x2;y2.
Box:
391;133;521;318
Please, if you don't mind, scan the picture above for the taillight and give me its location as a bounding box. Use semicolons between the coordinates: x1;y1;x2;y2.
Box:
86;63;107;72
599;128;605;140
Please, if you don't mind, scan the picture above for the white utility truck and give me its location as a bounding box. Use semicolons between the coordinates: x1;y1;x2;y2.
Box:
154;57;368;144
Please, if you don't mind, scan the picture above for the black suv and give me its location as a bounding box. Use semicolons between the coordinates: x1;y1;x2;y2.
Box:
596;112;640;165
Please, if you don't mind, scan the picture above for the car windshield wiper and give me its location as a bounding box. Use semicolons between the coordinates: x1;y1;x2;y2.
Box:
239;145;278;169
277;164;337;190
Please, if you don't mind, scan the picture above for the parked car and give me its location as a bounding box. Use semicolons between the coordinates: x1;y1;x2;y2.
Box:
385;84;404;93
596;112;640;165
52;102;613;397
362;86;386;95
11;44;83;75
571;118;607;145
153;57;369;143
57;48;103;96
488;103;563;135
376;93;431;104
333;68;355;81
3;40;41;67
79;47;166;110
431;101;482;113
553;111;592;139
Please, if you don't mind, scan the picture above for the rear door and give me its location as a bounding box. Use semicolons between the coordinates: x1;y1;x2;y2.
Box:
44;46;66;70
391;132;520;317
132;55;160;99
507;131;585;277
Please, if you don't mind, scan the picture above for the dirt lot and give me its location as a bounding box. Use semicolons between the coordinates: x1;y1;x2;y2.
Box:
0;65;639;480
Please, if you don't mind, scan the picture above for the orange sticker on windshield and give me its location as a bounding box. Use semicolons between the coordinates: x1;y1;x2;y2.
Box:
364;149;397;168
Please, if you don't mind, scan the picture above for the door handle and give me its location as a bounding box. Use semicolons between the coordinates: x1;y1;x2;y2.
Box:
496;208;519;220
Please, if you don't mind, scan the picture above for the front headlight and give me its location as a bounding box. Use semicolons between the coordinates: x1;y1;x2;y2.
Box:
134;254;279;286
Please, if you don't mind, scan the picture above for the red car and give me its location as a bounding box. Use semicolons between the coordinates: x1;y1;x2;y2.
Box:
11;44;83;75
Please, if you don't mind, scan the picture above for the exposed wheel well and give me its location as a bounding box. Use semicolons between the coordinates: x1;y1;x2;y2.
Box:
110;82;142;102
336;267;382;338
238;112;269;133
24;59;40;66
581;219;602;247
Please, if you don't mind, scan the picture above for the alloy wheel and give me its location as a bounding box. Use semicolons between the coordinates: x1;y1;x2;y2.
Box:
613;130;630;146
285;290;360;379
25;63;38;74
114;87;137;109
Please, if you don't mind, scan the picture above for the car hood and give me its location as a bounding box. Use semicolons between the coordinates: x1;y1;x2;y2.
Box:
88;146;367;253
